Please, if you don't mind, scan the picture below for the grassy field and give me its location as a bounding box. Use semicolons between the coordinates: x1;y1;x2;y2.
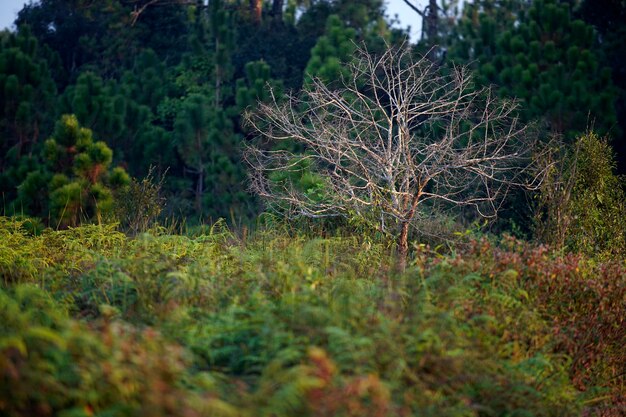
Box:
0;217;624;417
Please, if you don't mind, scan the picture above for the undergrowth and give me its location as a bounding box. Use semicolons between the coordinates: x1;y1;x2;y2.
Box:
0;217;624;416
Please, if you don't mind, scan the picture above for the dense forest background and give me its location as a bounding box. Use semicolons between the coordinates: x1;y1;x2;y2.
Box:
1;0;625;233
1;2;626;416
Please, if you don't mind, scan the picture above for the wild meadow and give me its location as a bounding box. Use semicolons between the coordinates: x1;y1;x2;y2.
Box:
1;217;624;416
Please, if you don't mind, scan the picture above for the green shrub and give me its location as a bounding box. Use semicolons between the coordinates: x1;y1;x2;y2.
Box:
1;218;623;415
535;132;626;258
454;236;626;413
0;217;49;284
0;285;198;417
113;167;165;235
568;133;626;257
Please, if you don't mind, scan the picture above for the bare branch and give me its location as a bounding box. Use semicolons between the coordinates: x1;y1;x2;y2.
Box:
400;0;426;18
128;0;212;26
244;43;546;250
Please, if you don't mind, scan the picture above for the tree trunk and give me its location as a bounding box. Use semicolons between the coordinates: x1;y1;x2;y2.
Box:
195;131;204;214
271;0;283;20
250;0;262;23
215;38;221;108
196;167;204;214
424;0;440;62
426;0;439;43
397;221;410;272
403;0;440;59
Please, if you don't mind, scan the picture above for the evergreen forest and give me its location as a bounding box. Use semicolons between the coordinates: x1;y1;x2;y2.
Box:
0;1;625;416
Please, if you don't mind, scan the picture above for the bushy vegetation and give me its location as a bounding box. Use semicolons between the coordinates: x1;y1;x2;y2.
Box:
1;217;623;416
534;132;626;259
1;2;625;416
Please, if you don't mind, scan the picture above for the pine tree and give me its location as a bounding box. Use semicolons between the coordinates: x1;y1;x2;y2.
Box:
175;94;211;214
60;72;128;151
236;60;282;110
233;5;312;91
304;15;357;86
17;115;129;227
15;0;158;84
0;26;57;162
578;0;626;172
333;0;385;32
121;49;170;112
0;26;58;209
208;0;235;108
451;0;617;140
119;49;176;177
45;115;129;227
447;0;529;82
170;0;261;220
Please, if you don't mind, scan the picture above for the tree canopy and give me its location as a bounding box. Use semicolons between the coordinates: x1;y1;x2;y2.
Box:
0;0;623;228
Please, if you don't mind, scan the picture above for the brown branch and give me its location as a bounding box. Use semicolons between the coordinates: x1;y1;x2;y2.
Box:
401;0;425;18
128;0;212;26
130;0;159;26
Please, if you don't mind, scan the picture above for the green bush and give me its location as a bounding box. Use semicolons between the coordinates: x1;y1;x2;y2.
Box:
535;132;626;259
113;167;165;235
0;284;201;417
3;218;615;415
453;236;626;413
568;133;626;257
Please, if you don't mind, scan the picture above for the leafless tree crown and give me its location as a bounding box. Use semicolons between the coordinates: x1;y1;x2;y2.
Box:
244;44;545;231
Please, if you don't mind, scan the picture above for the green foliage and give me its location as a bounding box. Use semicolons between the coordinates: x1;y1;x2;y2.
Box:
4;0;623;223
15;0;189;85
117;51;177;177
0;26;57;203
236;60;281;110
174;92;248;219
60;72;127;149
266;157;333;214
2;218;624;415
566;133;626;256
174;94;211;187
455;237;626;412
0;26;57;155
0;1;624;413
45;115;128;227
0;283;213;417
304;15;357;86
535;132;626;258
578;0;626;172
15;115;130;227
113;168;165;236
169;0;279;221
121;49;170;112
448;0;528;69
450;0;618;141
0;217;48;284
0;0;410;223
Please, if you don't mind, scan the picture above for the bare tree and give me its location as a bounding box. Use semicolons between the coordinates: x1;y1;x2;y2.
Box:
244;44;545;269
